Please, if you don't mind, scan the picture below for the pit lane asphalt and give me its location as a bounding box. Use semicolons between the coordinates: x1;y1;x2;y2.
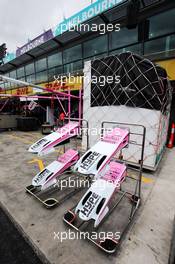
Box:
0;207;43;264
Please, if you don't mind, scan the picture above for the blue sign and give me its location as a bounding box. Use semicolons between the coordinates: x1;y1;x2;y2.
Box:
16;30;54;57
4;52;16;64
4;0;124;63
54;0;124;36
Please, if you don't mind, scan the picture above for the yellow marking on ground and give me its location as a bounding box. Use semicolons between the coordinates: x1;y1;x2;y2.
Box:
128;172;154;184
141;176;154;183
54;147;65;155
28;159;44;172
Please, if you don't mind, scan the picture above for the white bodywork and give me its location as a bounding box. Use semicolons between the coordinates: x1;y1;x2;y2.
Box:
32;161;62;190
32;149;79;190
29;132;62;155
28;122;79;156
75;179;113;227
74;128;128;177
75;161;127;227
74;142;118;176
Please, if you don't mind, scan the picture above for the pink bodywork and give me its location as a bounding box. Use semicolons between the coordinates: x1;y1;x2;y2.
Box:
102;127;129;150
42;122;79;154
102;161;126;186
97;127;129;173
57;149;79;163
44;149;79;187
96;161;127;226
74;127;129;177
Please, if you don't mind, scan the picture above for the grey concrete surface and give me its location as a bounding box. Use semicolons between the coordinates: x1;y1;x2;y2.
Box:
116;149;175;264
0;131;174;264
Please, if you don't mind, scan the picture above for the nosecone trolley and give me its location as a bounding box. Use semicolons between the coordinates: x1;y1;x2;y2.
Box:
63;121;146;254
26;118;90;209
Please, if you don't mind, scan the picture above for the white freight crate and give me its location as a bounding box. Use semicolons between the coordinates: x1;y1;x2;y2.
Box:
82;60;171;170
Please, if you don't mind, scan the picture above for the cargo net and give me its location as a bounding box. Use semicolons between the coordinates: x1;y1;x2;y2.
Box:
82;52;172;166
90;52;171;114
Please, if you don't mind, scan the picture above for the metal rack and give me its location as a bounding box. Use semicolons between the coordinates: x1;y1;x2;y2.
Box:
63;121;146;254
26;118;90;209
